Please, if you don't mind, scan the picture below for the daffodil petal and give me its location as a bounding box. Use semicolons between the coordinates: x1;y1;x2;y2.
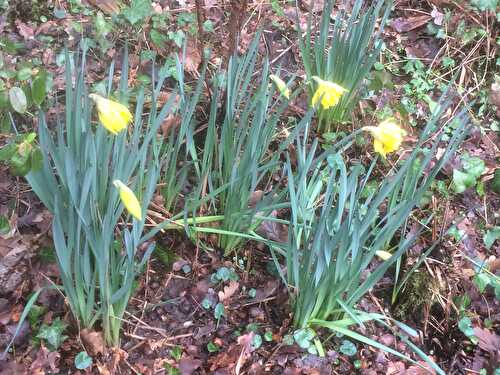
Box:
89;94;133;135
113;180;142;220
311;76;347;110
270;74;290;99
363;120;406;157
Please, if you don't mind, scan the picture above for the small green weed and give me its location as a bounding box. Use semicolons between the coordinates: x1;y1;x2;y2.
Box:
0;133;42;176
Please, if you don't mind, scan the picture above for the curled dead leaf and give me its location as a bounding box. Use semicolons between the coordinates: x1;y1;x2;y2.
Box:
218;280;239;302
96;363;111;375
183;40;202;77
81;329;105;356
256;210;288;243
161;115;181;138
236;332;256;375
110;347;128;370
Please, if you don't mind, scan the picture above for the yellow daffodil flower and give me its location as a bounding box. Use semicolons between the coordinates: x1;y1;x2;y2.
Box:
311;76;347;109
363;119;406;157
113;180;142;220
270;74;290;99
89;94;132;135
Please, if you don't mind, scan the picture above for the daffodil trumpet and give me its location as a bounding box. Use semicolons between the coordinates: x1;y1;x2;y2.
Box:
362;119;406;157
311;76;347;110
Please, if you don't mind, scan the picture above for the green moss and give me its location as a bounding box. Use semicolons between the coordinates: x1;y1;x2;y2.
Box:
393;270;439;320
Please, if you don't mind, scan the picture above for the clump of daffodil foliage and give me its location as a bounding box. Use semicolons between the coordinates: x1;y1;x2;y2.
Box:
271;97;468;374
298;0;392;132
23;49;176;346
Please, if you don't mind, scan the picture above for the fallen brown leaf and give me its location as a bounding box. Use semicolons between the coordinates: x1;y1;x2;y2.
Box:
392;15;432;33
161;115;181;138
183;40;202;77
179;357;202;375
110;347;128;371
81;329;105;356
86;0;121;14
473;327;500;353
30;345;60;374
15;20;35;40
236;332;256;375
96;363;111;375
257;210;288;243
218;280;239;302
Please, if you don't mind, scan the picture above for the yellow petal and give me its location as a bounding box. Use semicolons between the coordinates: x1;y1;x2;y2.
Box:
363;120;406;157
311;76;347;110
373;139;387;157
89;94;132;135
270;74;290;99
113;180;142;220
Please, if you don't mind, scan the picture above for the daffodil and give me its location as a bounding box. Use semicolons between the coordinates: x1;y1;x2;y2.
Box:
270;74;290;99
311;76;347;109
113;180;142;220
363;119;406;157
89;94;132;135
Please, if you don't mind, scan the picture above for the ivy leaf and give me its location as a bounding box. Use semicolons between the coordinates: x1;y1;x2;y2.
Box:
452;169;476;193
251;334;263;350
473;272;491;293
458;317;478;344
293;328;315;349
339;340;357;356
212;267;238;282
484;227;500;250
461;154;485;178
470;0;497;11
150;29;168;49
16;67;32;81
214;303;225;320
202;20;214;33
0;89;9;109
36;318;68;351
264;331;273;342
207;341;219;352
31;70;52;106
0;143;17;161
74;351;92;370
121;0;152;25
9;87;27;114
491;169;500;194
168;30;185;48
